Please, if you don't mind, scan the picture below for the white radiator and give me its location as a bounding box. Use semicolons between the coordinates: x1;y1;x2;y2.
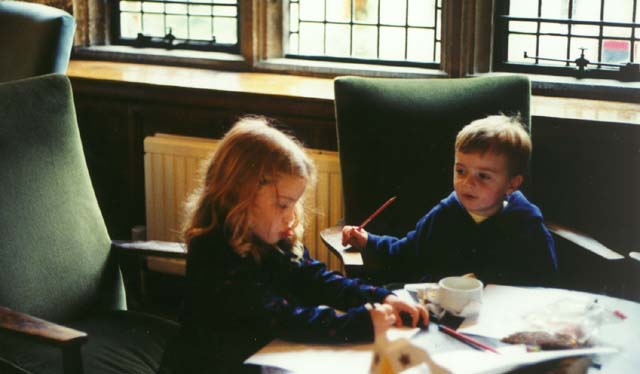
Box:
144;133;345;272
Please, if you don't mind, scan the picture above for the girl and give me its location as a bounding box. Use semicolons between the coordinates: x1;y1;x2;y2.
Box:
160;116;427;373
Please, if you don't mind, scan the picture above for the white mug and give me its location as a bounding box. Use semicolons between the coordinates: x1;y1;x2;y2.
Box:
417;276;483;316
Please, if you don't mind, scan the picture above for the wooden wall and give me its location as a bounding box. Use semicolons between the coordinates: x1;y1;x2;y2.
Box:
71;77;336;240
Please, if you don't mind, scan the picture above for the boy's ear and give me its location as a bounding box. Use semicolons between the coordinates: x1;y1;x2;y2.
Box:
507;174;524;194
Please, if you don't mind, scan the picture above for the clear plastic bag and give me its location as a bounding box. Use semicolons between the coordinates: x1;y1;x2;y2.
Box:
521;297;607;344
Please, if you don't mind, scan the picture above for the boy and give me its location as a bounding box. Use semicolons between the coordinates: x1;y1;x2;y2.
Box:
342;115;558;286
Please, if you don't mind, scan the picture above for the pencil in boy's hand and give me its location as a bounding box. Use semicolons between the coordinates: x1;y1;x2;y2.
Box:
358;196;397;230
438;324;500;354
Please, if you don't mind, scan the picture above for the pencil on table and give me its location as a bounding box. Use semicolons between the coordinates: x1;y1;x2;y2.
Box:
438;324;500;354
358;196;397;230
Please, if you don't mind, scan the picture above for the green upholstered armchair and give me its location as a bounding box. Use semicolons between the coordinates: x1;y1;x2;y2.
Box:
0;1;75;82
322;75;635;300
0;74;184;374
323;75;531;284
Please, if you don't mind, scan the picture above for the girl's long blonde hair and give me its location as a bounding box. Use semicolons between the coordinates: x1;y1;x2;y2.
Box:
183;116;316;259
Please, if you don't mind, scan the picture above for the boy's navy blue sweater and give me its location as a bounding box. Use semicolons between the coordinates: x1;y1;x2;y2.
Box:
366;191;558;286
161;230;391;373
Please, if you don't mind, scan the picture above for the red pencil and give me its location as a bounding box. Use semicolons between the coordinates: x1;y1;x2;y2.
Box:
438;324;500;354
358;196;397;229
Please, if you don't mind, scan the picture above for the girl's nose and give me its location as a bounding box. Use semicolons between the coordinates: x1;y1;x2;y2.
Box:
283;207;295;225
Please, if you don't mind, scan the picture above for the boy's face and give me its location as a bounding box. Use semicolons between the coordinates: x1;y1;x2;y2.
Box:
250;175;306;245
453;150;523;217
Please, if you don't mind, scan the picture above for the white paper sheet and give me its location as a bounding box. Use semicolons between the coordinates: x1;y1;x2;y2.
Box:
245;328;419;374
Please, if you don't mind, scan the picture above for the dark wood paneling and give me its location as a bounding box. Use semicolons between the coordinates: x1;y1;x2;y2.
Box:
71;77;336;240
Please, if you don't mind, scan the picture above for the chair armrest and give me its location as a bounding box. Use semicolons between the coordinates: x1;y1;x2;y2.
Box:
111;240;187;259
546;222;624;260
0;306;87;348
320;226;364;269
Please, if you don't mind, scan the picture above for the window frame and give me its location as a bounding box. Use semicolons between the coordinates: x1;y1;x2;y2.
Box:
492;0;640;82
108;0;241;53
73;0;639;102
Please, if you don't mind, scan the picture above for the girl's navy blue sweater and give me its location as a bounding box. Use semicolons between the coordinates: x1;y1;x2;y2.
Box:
161;230;391;373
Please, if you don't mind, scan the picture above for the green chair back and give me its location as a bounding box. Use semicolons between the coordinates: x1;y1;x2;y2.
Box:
334;75;530;282
0;1;75;82
0;74;125;323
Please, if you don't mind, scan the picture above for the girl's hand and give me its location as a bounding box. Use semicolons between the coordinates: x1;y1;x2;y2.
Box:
383;294;429;328
341;225;368;248
366;303;396;336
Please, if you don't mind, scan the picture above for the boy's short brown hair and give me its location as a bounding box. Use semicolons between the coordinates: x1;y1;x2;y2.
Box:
455;114;531;177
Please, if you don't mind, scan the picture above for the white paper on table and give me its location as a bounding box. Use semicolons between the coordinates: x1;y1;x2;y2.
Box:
246;338;616;374
434;346;617;374
245;327;419;374
457;285;604;339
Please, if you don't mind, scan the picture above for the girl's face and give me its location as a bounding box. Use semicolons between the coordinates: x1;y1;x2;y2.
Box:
250;175;307;245
453;150;523;217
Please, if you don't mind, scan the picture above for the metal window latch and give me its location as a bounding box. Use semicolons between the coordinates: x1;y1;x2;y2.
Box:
523;48;640;81
163;28;177;49
135;33;152;47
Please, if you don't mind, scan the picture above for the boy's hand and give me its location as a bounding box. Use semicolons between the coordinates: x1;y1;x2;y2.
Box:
342;225;368;248
383;294;429;328
366;303;396;336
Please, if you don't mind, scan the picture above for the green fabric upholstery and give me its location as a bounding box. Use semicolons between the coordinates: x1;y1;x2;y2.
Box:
0;74;179;373
0;1;75;82
334;75;530;282
1;311;178;374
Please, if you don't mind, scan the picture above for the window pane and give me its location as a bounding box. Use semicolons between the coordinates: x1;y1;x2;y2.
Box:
142;2;164;13
213;5;237;16
572;24;599;36
213;17;237;44
540;22;567;34
380;0;406;26
325;24;350;56
408;0;435;27
120;12;141;38
569;37;599;61
498;0;638;78
603;0;633;22
326;0;351;22
299;0;325;22
509;0;538;17
436;8;441;39
299;22;325;55
407;28;434;62
635;41;640;62
190;16;212;40
143;14;165;36
115;0;238;51
602;40;630;63
190;5;211;16
603;27;631;38
354;0;379;24
379;26;405;60
508;34;536;62
120;1;141;12
510;21;537;33
286;0;439;65
166;3;186;14
289;33;299;54
290;2;299;32
541;0;569;18
352;25;377;58
166;15;188;38
539;35;568;65
572;1;600;21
